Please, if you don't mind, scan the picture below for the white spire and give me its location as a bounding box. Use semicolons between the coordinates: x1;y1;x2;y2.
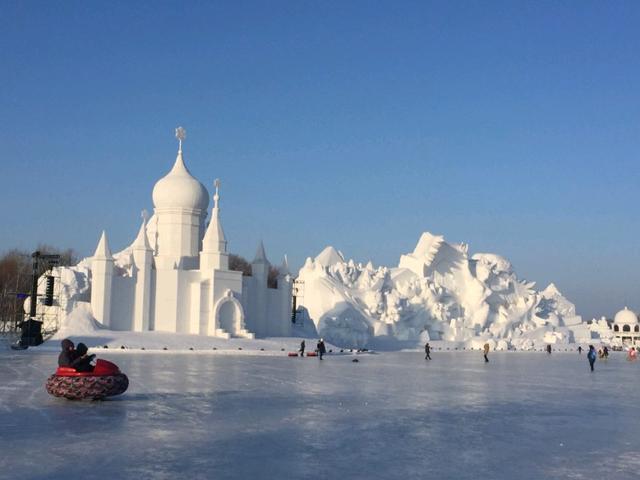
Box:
132;210;152;251
279;254;290;276
94;230;114;260
213;178;220;209
202;180;227;253
253;240;269;264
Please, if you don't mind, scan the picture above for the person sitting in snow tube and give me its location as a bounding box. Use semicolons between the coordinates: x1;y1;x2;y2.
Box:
47;340;128;400
74;343;96;372
57;339;95;371
58;339;77;367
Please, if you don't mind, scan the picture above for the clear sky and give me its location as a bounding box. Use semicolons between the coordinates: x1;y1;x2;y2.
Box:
1;1;638;320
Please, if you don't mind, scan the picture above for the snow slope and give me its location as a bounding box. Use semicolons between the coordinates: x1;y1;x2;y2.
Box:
296;233;603;349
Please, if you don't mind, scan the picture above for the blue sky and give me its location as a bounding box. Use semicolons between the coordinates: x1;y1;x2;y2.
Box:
1;1;638;319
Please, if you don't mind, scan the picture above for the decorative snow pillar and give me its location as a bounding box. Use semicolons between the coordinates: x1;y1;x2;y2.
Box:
251;241;269;336
132;212;153;332
278;255;293;336
91;230;114;328
200;179;229;271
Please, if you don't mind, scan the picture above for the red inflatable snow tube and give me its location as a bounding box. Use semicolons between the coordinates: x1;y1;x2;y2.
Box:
46;359;129;400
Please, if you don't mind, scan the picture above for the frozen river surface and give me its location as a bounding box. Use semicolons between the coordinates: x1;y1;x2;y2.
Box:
0;349;638;480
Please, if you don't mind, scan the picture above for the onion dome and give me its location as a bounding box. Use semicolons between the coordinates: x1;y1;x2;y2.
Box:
152;130;209;211
614;307;638;325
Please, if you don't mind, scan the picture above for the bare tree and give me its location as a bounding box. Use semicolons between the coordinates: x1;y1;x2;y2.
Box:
228;254;252;276
228;253;280;289
0;246;77;333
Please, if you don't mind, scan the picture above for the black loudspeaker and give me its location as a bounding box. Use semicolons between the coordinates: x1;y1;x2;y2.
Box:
44;275;54;306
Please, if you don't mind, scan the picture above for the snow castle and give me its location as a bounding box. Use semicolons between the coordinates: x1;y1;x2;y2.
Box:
89;128;292;338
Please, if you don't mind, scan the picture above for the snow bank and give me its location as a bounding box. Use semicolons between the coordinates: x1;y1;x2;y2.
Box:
296;232;603;350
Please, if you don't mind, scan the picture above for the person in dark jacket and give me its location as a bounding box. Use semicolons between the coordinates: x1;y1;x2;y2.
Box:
577;346;582;354
317;339;326;360
546;344;552;355
73;343;96;372
424;342;432;360
299;340;305;357
587;345;597;372
58;339;77;367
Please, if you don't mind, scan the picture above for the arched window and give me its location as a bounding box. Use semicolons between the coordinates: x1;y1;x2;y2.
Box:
614;325;619;332
635;325;639;333
623;325;631;332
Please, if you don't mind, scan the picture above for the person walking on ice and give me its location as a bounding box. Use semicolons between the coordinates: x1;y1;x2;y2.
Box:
424;342;432;360
317;338;326;360
587;345;597;372
483;343;490;363
578;346;582;354
299;340;305;357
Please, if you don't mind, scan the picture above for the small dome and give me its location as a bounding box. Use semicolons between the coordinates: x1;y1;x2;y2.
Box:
614;307;638;325
152;150;209;211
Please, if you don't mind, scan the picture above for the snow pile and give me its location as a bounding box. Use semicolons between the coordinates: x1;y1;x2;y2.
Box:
28;244;138;334
53;301;103;337
296;232;601;349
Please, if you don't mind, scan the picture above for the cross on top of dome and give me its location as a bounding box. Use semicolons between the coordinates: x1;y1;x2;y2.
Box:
175;126;186;152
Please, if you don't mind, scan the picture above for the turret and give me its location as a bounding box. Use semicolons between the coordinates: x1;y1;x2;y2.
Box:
250;241;270;336
132;212;153;331
277;255;293;336
91;230;114;327
200;179;229;270
252;240;269;285
151;127;209;270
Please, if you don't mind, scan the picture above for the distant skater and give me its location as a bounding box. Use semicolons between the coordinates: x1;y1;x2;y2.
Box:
317;338;326;360
546;344;552;355
424;342;431;360
603;346;609;359
587;345;597;372
578;346;582;354
299;340;305;357
483;343;490;363
627;347;637;361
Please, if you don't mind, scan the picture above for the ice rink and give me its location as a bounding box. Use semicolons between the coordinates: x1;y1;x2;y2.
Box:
1;348;638;479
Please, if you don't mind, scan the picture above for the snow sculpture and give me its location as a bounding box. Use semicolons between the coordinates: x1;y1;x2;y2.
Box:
50;129;293;339
297;232;594;349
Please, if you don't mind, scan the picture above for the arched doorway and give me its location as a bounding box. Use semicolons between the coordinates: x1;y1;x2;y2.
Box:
218;301;240;335
213;290;246;337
